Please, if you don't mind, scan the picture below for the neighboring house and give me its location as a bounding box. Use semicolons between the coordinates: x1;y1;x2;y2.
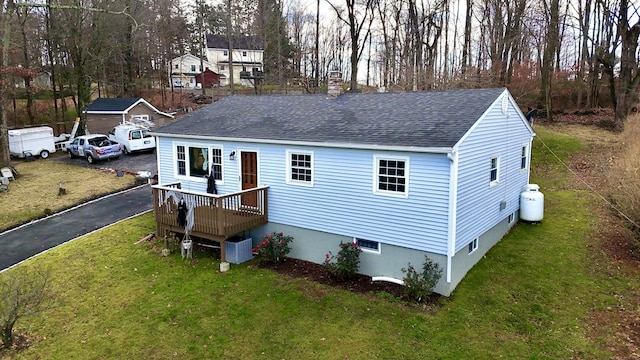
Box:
205;34;263;87
84;97;174;135
14;70;52;89
150;77;535;296
195;69;221;88
169;54;216;88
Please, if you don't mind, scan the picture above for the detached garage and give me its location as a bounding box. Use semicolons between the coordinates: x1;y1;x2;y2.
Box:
84;98;174;134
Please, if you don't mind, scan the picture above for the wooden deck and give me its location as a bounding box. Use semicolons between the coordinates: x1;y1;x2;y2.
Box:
152;183;269;262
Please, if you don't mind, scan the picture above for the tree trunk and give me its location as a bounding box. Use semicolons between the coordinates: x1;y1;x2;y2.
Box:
614;0;640;126
0;0;16;169
45;0;60;123
541;0;560;122
227;0;234;94
17;9;35;124
461;0;472;75
1;319;17;349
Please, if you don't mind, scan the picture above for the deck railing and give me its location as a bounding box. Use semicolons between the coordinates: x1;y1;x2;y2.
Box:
152;183;269;259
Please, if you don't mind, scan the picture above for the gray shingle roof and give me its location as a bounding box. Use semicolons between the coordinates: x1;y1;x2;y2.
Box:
85;98;141;112
206;34;263;50
153;88;507;149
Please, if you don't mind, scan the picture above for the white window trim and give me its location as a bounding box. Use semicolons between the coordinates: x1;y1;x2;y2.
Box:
131;114;149;121
520;143;529;172
373;155;409;198
285;149;314;187
173;142;224;184
490;155;500;187
508;213;515;224
354;237;381;254
468;238;478;254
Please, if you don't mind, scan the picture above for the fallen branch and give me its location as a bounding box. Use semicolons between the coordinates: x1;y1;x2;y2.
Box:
134;233;155;245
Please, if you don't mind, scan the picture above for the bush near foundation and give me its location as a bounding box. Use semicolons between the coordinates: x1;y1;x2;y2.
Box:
402;256;442;302
323;242;362;280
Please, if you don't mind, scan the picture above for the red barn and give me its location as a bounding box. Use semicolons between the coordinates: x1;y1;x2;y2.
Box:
195;69;221;88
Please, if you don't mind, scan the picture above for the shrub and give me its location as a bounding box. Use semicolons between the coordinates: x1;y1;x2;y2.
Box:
323;242;362;280
0;268;55;349
401;256;442;302
607;113;640;250
253;232;293;264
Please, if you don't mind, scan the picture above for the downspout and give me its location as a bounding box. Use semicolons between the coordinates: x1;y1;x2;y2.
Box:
446;149;459;284
527;136;535;184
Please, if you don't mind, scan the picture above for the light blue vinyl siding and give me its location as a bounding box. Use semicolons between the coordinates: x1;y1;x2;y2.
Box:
156;137;239;194
260;146;451;254
454;94;533;253
156;136;452;254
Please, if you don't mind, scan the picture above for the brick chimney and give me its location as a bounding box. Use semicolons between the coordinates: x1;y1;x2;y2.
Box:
327;70;344;99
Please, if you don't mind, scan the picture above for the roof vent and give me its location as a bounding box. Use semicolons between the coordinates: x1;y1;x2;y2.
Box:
327;70;343;99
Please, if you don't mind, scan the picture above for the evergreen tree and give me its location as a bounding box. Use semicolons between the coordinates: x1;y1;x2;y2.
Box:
254;0;294;87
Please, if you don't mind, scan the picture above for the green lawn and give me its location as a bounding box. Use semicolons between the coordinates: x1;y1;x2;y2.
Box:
1;124;632;359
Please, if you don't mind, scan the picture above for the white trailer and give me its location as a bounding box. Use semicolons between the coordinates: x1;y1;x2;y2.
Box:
8;126;57;159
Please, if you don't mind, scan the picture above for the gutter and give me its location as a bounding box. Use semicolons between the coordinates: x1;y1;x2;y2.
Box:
148;133;454;154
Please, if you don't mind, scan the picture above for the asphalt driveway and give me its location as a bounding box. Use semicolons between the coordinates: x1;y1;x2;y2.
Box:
0;184;154;271
53;150;158;175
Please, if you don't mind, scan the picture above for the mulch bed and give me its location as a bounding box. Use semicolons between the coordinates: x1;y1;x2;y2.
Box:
256;257;442;305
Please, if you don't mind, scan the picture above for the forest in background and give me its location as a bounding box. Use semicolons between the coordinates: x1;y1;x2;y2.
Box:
0;0;637;156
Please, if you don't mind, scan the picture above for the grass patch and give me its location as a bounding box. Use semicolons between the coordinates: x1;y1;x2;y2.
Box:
531;125;584;189
0;124;634;358
0;159;136;232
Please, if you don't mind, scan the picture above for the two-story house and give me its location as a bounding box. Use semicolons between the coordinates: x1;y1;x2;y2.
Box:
205;34;264;87
169;54;216;88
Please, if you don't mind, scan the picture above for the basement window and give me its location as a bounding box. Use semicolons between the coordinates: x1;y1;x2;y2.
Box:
355;238;380;254
468;238;478;254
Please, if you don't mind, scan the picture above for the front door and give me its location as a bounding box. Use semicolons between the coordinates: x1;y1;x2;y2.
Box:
241;151;258;207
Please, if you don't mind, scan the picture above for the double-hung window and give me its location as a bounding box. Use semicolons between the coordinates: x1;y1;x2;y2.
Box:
175;144;223;181
521;145;528;170
286;150;313;186
375;156;408;196
489;156;500;186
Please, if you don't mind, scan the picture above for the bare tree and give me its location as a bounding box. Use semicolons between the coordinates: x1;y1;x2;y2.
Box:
461;0;473;75
541;0;561;122
0;0;17;169
0;269;55;349
327;0;376;91
614;0;640;125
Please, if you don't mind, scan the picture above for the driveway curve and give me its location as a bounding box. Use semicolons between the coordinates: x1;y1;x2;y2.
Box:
0;184;154;272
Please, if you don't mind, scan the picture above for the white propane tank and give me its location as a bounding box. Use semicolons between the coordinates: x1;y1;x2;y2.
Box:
520;184;544;222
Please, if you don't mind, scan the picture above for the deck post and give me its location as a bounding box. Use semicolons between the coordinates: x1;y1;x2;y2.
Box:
152;185;268;263
152;187;162;239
